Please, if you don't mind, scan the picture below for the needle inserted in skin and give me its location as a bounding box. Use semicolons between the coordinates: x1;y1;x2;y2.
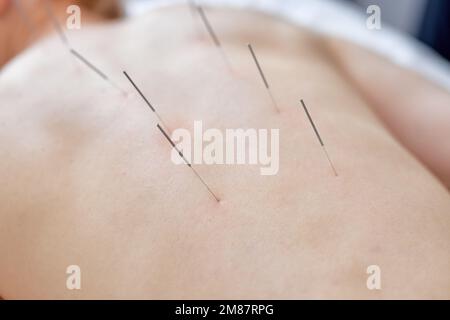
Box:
196;5;220;47
157;124;221;203
195;5;233;72
43;0;69;46
248;43;280;113
70;48;127;95
300;99;338;176
123;71;170;130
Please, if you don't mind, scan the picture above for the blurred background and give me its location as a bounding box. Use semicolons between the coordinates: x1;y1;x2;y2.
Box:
125;0;450;62
350;0;450;61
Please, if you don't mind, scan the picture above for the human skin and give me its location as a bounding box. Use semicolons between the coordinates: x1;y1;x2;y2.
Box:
0;5;449;299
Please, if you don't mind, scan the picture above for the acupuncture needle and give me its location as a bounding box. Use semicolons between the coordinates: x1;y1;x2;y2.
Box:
70;48;127;96
123;71;170;131
248;43;280;113
157;124;221;203
300;99;338;177
43;0;69;47
195;5;233;73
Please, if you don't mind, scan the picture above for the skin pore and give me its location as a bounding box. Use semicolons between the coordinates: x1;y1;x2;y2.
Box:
0;3;449;299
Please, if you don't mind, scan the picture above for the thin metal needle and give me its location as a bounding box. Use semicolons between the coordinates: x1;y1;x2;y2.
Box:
41;1;82;72
123;71;170;130
43;0;69;46
195;5;233;73
70;48;108;79
196;5;220;47
70;48;127;95
248;43;280;113
187;0;204;37
157;124;221;203
300;99;338;177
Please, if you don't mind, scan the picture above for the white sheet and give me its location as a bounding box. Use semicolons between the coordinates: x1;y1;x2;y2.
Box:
123;0;450;91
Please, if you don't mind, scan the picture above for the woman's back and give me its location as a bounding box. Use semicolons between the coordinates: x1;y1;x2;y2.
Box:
0;6;449;299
